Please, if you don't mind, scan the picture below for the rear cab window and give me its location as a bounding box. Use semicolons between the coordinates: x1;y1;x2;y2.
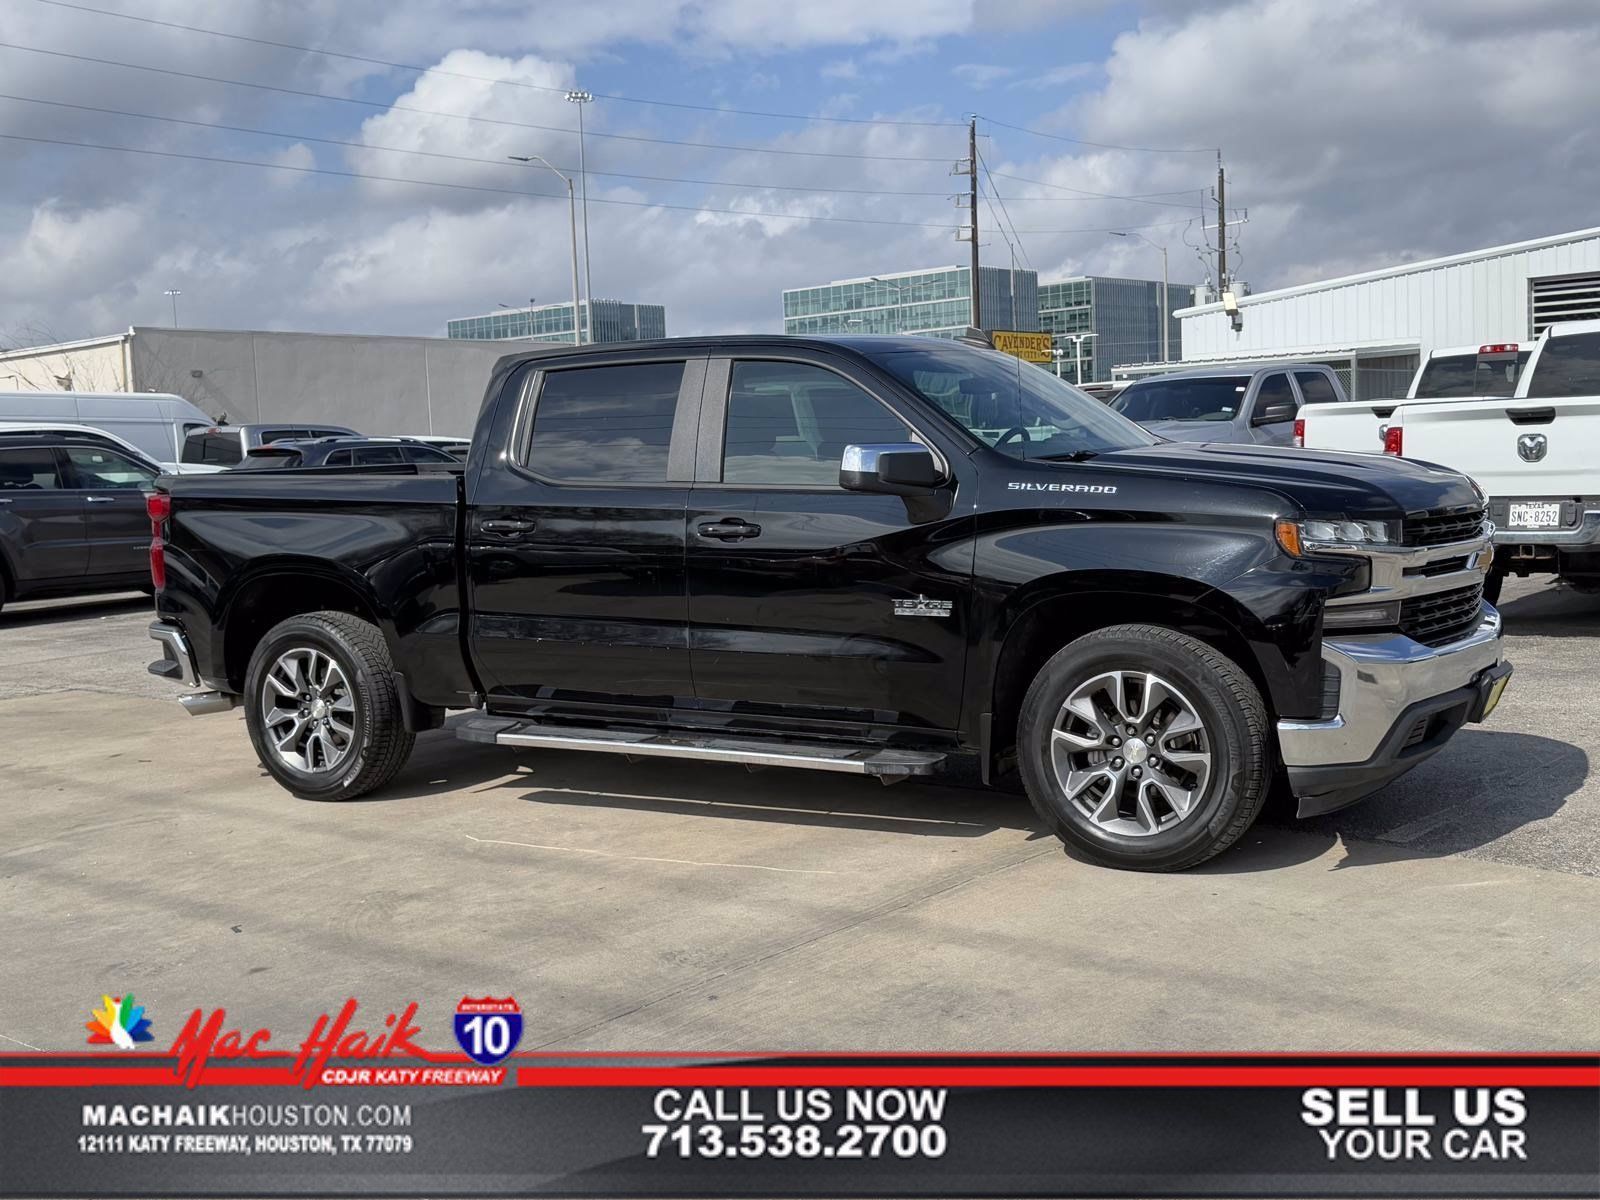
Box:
1415;350;1533;398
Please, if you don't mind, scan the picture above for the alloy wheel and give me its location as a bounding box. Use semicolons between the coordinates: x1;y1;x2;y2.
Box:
1050;670;1213;837
260;647;357;775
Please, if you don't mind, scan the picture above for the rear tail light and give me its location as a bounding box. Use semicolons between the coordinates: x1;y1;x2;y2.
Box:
1292;417;1305;448
146;492;170;591
1383;426;1403;456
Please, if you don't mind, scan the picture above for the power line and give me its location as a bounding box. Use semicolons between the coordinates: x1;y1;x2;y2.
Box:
986;169;1206;210
24;0;966;129
0;40;957;162
977;149;1032;270
0;132;968;229
0;92;967;199
4;130;1188;237
979;114;1216;156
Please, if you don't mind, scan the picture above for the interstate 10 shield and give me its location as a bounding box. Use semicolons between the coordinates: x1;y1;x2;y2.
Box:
453;996;523;1065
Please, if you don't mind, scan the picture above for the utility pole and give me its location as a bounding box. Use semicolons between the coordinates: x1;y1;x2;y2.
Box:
967;116;980;329
1215;153;1227;293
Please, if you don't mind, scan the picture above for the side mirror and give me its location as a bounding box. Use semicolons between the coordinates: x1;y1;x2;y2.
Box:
1252;402;1297;426
839;443;944;495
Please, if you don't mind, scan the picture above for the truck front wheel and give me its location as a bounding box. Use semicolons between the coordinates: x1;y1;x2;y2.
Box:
242;611;416;801
1018;624;1269;871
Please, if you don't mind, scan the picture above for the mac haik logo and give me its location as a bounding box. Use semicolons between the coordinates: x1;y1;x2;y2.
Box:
86;994;154;1048
1517;433;1548;463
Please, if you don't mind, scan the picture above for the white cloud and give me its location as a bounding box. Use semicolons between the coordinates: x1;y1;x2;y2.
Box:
952;63;1017;90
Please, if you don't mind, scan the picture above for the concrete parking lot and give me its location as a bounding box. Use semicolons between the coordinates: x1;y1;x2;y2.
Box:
2;578;1597;1052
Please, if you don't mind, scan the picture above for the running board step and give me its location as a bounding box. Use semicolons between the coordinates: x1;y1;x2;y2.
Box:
455;716;944;779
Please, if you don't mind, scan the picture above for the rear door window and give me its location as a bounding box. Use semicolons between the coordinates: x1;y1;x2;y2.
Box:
1251;374;1297;423
402;444;456;464
1294;371;1341;406
523;361;684;483
0;447;63;490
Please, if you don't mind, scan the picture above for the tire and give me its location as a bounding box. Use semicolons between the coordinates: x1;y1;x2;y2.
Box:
1017;623;1269;872
242;611;415;801
1483;567;1505;606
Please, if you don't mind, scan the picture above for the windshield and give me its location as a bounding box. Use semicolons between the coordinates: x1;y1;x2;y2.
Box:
1415;351;1531;398
1112;376;1250;423
864;343;1158;459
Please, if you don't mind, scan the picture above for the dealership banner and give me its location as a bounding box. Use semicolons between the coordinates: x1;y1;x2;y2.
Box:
2;1001;1597;1196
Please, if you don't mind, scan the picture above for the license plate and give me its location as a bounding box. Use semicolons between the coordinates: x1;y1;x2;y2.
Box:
1482;673;1509;719
1507;501;1561;529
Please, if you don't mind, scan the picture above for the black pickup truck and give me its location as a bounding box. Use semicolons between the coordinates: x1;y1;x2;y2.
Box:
147;335;1511;871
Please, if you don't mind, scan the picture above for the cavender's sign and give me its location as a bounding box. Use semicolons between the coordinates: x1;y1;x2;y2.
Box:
990;330;1054;364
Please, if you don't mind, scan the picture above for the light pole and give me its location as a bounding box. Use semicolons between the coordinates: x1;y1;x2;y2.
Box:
566;89;594;342
867;275;905;333
163;288;181;327
1112;230;1170;364
1065;332;1098;385
508;154;583;345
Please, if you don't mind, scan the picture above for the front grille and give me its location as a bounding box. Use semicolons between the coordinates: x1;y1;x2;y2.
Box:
1399;582;1484;647
1409;555;1470;578
1318;663;1342;720
1404;506;1486;547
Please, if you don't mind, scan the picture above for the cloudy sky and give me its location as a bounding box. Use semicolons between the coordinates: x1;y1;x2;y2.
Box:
3;0;1597;344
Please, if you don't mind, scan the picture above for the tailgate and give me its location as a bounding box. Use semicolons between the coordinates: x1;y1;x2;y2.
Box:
1299;400;1401;455
1398;396;1600;497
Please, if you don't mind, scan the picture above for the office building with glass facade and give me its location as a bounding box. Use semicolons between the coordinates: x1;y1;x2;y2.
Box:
782;266;1040;339
1038;276;1195;383
446;299;666;344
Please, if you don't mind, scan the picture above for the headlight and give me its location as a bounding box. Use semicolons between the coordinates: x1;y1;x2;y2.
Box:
1276;516;1402;557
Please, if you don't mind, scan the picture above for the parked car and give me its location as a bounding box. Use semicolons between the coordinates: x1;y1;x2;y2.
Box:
1298;342;1531;455
400;435;472;460
0;390;216;470
179;422;361;469
0;430;164;613
0;422;168;472
1383;320;1600;601
237;437;464;470
148;335;1508;872
1110;364;1342;445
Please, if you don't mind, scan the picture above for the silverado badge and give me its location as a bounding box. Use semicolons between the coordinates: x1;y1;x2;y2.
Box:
893;596;953;618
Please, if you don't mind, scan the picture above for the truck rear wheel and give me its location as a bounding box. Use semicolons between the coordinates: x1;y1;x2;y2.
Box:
1018;624;1269;871
242;611;415;801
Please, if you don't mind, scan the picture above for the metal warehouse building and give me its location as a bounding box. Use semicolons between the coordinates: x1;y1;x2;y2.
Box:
1163;226;1600;399
0;327;516;434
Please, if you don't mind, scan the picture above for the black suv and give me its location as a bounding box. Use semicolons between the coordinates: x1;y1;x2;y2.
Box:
0;431;162;613
237;437;463;470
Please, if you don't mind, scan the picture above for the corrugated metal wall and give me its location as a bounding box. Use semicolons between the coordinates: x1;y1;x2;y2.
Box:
1179;231;1600;361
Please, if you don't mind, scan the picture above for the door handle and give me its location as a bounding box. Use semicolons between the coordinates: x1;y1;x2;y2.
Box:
85;496;117;504
481;518;537;536
697;519;762;541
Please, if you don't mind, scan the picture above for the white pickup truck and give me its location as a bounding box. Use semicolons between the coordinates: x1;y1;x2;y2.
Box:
1296;341;1530;455
1384;319;1600;601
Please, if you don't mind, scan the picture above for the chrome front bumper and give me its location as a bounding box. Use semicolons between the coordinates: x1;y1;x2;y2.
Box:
1278;604;1505;770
